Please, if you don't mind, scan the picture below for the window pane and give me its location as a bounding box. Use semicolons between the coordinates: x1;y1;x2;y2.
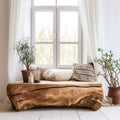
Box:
35;44;53;65
35;12;53;42
34;0;55;6
57;0;78;6
60;44;78;65
60;12;78;42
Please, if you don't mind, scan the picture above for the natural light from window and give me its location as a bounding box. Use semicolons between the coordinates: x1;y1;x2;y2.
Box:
32;0;80;68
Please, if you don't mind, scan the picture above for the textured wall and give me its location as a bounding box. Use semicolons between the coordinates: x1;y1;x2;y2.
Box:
0;0;9;101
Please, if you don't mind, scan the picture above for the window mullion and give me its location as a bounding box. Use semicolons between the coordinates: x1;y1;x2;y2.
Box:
78;11;82;64
31;7;35;46
53;6;57;68
56;7;60;68
35;42;53;44
60;42;79;44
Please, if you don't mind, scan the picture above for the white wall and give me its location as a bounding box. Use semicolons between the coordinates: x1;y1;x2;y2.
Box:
0;0;9;101
101;0;120;96
102;0;120;59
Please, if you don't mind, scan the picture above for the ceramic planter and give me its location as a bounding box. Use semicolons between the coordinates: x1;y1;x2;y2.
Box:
21;69;41;83
21;70;32;83
108;87;120;104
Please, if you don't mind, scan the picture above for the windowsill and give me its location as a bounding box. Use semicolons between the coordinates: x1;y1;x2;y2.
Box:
30;64;73;70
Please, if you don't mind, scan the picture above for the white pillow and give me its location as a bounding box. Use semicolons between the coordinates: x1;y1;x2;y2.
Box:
43;69;73;81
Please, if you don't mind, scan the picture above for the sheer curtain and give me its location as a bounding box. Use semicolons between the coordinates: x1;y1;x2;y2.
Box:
1;0;31;107
8;0;31;82
78;0;102;64
78;0;106;96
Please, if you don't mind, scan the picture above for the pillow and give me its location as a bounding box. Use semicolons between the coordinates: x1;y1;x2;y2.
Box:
71;63;95;82
43;69;73;81
39;67;49;80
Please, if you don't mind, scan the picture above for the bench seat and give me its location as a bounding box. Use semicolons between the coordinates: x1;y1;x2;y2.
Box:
7;81;103;111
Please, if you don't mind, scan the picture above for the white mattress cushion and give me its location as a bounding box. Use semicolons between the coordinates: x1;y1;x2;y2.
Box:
43;69;73;81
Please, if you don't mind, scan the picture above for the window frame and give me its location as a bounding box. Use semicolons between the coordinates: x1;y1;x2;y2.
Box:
32;6;57;67
31;1;82;68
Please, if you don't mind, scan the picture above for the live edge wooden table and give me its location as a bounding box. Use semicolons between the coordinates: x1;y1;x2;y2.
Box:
7;81;103;111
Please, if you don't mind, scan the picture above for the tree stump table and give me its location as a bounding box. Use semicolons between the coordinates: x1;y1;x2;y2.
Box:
7;81;103;111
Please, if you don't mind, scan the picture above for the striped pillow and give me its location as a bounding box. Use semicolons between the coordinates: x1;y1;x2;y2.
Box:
72;63;96;82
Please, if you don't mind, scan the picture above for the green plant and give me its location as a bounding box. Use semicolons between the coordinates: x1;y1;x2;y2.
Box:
95;48;120;88
15;38;35;70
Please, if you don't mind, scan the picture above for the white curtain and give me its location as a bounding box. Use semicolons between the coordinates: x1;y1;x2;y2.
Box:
78;0;102;64
8;0;31;82
78;0;105;95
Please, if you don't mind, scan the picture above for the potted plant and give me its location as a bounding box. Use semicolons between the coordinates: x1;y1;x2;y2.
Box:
95;48;120;104
15;37;35;82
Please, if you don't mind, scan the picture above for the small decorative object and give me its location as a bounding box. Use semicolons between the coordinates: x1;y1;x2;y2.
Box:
15;37;35;82
34;80;40;83
28;72;34;83
95;48;120;104
34;67;41;83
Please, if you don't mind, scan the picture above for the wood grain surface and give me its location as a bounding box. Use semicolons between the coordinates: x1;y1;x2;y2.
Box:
7;81;103;111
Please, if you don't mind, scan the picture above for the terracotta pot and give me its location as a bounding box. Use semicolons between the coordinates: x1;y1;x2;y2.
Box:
21;69;41;83
21;69;35;83
21;70;32;83
108;87;120;104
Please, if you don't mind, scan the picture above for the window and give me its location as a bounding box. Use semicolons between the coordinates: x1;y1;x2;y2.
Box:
32;0;81;68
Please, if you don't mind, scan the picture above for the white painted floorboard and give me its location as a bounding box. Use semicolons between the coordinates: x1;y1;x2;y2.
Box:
0;109;41;120
1;106;120;120
40;108;79;120
77;108;107;120
100;106;120;120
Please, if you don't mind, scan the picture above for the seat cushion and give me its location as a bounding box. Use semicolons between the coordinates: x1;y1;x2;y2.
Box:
43;69;73;81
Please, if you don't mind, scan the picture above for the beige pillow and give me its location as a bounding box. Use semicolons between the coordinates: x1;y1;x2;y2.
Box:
43;69;73;81
71;63;95;82
39;67;49;79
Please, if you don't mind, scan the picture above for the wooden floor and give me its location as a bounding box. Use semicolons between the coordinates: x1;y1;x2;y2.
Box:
0;105;120;120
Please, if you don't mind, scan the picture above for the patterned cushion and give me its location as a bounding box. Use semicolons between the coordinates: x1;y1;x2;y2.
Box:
71;63;96;82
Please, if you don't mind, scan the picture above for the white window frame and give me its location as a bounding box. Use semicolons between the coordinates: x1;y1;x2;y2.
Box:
31;1;82;68
32;6;57;68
